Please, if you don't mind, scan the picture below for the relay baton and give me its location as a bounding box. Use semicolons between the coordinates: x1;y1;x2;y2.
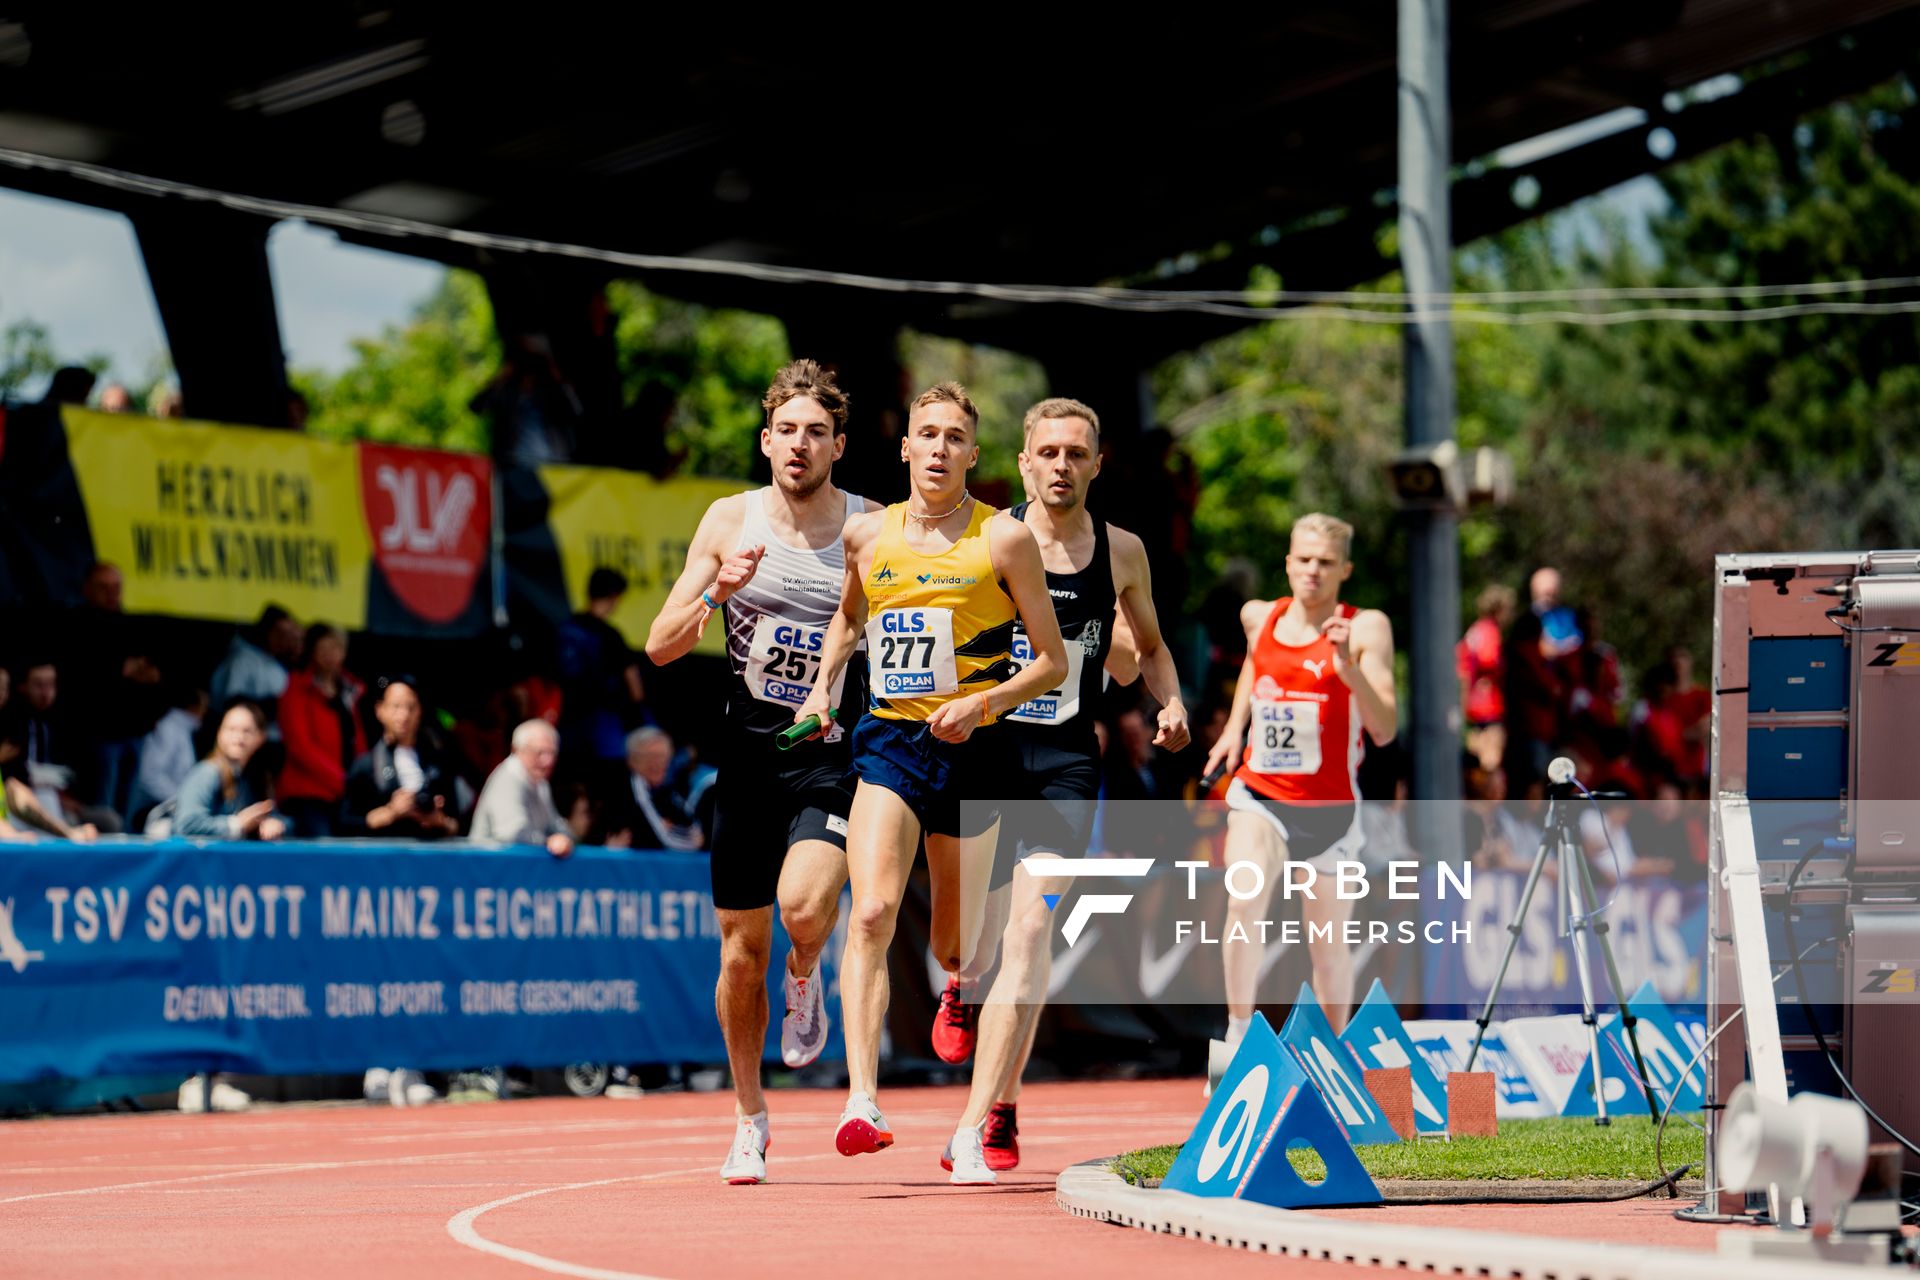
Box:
776;707;837;750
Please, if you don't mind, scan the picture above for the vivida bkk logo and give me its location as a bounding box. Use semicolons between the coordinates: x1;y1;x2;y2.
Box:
915;572;977;586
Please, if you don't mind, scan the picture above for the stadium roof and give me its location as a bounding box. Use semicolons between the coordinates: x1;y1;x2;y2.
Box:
3;3;1918;361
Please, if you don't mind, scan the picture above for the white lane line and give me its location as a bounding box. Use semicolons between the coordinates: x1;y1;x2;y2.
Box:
446;1152;847;1280
0;1133;786;1205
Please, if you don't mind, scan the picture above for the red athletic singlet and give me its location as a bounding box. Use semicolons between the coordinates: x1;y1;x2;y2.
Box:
1234;598;1362;805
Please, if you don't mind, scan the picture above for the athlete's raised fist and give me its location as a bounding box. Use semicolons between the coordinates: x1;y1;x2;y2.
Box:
1153;700;1191;753
1320;614;1355;681
711;545;767;603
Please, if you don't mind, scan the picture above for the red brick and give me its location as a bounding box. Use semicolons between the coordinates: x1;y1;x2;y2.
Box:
1447;1071;1498;1138
1365;1066;1415;1140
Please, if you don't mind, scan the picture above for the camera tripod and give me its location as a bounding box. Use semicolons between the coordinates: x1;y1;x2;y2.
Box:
1463;764;1661;1125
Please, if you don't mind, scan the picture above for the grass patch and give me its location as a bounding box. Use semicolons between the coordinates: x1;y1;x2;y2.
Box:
1110;1115;1705;1186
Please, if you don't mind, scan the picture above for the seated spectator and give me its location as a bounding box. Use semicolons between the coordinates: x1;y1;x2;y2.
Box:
1624;778;1707;884
556;567;646;787
450;644;561;790
210;605;301;720
0;659;115;836
345;675;460;838
129;686;207;828
164;700;286;841
470;720;574;857
277;624;366;837
602;727;703;851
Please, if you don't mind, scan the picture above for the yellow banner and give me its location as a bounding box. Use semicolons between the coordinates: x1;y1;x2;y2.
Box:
64;408;372;628
538;466;749;654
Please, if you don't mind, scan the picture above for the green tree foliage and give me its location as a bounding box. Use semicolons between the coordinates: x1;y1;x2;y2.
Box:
900;331;1049;493
603;278;789;478
1159;73;1920;677
0;319;107;402
294;269;499;452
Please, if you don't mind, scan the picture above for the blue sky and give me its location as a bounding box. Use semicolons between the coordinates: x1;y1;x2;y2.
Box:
0;187;444;390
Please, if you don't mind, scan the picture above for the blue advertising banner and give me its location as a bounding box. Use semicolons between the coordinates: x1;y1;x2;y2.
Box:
1420;866;1709;1013
0;841;836;1083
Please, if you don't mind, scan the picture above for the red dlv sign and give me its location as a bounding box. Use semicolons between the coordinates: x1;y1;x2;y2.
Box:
358;444;491;624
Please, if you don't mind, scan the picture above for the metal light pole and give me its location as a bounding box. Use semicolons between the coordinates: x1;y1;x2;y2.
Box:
1399;0;1465;841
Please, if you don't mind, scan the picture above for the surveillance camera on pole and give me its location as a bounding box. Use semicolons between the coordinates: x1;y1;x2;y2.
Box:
1385;442;1512;511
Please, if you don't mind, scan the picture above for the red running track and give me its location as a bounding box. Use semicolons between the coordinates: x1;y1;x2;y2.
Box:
0;1079;1727;1279
1;1079;1354;1280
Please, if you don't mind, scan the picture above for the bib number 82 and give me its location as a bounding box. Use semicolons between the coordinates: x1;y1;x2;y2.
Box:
1262;724;1296;751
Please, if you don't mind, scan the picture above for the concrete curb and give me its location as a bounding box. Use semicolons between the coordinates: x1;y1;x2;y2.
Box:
1055;1160;1874;1280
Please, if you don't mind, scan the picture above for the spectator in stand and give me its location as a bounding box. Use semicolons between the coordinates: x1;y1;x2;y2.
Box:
166;699;280;1114
344;675;460;838
211;605;301;721
1665;645;1711;792
129;685;208;829
1458;584;1515;772
168;700;286;841
0;660;112;836
555;567;646;787
471;335;582;468
601;727;703;851
1502;568;1570;799
1625;779;1708;884
150;385;184;418
44;366;97;408
1530;567;1582;659
1556;607;1624;778
96;382;133;413
276;624;366;837
470;719;574;857
62;561;167;822
450;644;563;794
1;664;81;843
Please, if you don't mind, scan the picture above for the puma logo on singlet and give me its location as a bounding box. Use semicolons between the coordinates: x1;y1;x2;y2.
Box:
1303;658;1328;678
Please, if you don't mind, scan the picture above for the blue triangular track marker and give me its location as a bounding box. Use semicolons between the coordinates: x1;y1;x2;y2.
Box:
1042;894;1061;911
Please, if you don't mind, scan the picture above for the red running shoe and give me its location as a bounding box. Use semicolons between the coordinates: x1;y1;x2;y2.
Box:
982;1102;1020;1171
931;976;978;1064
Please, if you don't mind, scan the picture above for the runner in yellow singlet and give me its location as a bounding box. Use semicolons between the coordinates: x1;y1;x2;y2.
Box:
795;381;1066;1178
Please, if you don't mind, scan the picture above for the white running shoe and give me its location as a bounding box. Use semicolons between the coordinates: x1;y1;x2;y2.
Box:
388;1069;439;1108
178;1075;251;1113
943;1126;997;1186
719;1117;768;1184
362;1067;391;1102
834;1093;894;1156
781;958;828;1068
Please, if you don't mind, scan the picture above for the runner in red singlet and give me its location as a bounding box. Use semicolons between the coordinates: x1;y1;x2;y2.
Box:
1199;512;1398;1039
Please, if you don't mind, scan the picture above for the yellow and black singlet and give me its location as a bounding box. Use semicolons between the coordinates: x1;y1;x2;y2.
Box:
862;500;1019;723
